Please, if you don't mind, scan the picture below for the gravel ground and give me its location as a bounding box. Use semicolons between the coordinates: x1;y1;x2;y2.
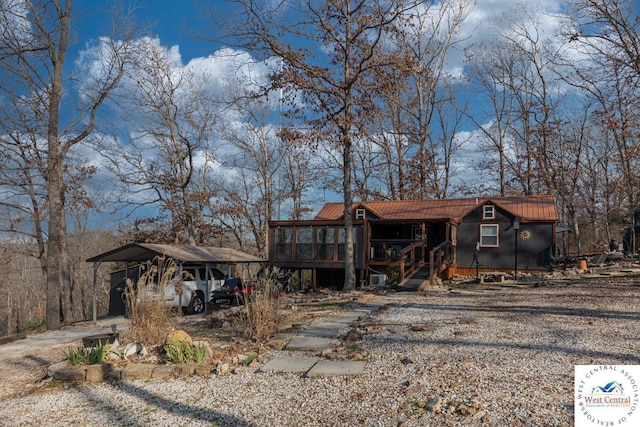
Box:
0;277;639;426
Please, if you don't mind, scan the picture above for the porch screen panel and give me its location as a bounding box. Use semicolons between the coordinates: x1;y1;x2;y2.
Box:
296;228;313;259
316;228;334;260
275;228;292;260
337;228;357;260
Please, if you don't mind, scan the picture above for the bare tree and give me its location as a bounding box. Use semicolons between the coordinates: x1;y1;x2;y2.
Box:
380;0;473;199
464;42;519;196
464;3;566;197
0;1;140;329
215;74;285;256
216;0;420;290
102;38;220;246
564;0;640;251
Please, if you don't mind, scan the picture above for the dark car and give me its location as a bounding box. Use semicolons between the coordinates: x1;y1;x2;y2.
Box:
211;278;253;306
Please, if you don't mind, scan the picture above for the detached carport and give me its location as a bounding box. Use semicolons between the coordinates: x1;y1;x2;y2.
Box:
86;243;266;322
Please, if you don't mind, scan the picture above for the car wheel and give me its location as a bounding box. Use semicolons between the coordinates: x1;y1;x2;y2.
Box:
187;293;205;314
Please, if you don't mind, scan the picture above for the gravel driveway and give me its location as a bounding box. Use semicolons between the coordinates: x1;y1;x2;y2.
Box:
0;278;638;426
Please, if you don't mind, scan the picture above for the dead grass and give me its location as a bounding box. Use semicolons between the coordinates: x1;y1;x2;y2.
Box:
121;256;183;347
241;275;284;342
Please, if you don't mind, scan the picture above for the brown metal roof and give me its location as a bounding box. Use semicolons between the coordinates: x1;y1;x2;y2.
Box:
314;195;558;223
86;243;265;264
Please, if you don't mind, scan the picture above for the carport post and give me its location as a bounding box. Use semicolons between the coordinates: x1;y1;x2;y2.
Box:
204;263;211;314
92;261;101;324
178;262;184;315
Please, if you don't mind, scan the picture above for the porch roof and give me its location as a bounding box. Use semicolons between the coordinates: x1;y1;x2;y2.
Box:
314;195;558;223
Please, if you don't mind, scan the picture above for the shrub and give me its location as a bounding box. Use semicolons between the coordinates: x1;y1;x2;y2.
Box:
18;318;46;334
122;256;187;347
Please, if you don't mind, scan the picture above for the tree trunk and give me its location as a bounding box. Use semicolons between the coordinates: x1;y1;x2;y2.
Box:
45;1;70;330
342;137;356;291
46;155;63;330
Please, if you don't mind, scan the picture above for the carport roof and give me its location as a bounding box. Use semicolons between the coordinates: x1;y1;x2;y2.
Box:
86;242;265;264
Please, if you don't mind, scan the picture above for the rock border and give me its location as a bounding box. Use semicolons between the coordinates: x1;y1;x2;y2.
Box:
52;362;221;383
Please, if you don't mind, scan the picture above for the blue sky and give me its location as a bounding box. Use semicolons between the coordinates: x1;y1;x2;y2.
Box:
67;0;577;225
77;0;213;61
74;0;567;74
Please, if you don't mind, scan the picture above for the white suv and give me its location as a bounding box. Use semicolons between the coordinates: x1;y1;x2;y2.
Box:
163;266;227;314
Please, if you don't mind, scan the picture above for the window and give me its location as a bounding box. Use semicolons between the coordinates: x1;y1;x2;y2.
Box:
483;205;495;219
183;268;196;281
337;228;357;260
275;228;292;260
295;228;313;259
315;228;334;260
480;224;499;247
355;209;366;219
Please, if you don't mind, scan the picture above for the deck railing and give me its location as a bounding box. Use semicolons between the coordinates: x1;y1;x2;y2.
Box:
429;241;454;285
370;239;426;283
397;240;426;282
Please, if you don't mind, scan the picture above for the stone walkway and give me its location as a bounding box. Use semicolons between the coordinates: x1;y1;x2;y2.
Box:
260;293;413;377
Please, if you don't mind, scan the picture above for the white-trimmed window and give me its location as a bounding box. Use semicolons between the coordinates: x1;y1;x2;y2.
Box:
480;224;499;247
483;205;495;219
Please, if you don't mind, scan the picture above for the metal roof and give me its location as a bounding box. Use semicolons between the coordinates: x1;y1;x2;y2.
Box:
86;242;265;264
314;195;558;223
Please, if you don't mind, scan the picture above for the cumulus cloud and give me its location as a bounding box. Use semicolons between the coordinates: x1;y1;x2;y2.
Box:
450;0;568;77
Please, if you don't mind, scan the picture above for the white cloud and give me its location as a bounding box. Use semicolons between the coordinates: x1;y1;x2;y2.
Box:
449;0;568;76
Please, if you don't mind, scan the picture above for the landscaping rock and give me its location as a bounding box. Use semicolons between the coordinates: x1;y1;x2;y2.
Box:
424;396;443;412
216;362;231;375
151;366;177;378
53;365;86;382
405;384;425;396
121;364;154;380
166;329;192;345
85;364;111;383
194;364;215;376
345;329;362;342
123;342;147;360
52;363;110;383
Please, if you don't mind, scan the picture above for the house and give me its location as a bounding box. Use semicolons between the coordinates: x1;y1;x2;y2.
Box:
267;195;559;288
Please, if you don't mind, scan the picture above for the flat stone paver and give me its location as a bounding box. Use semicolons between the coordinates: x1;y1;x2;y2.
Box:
299;328;339;338
353;305;380;313
286;336;332;351
260;356;319;373
310;322;349;330
333;311;367;322
306;360;366;377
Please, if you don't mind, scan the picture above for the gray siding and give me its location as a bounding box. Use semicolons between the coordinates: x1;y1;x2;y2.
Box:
457;206;554;271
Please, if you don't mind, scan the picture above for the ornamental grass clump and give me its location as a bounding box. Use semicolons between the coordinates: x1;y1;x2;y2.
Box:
242;268;285;342
123;256;188;347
